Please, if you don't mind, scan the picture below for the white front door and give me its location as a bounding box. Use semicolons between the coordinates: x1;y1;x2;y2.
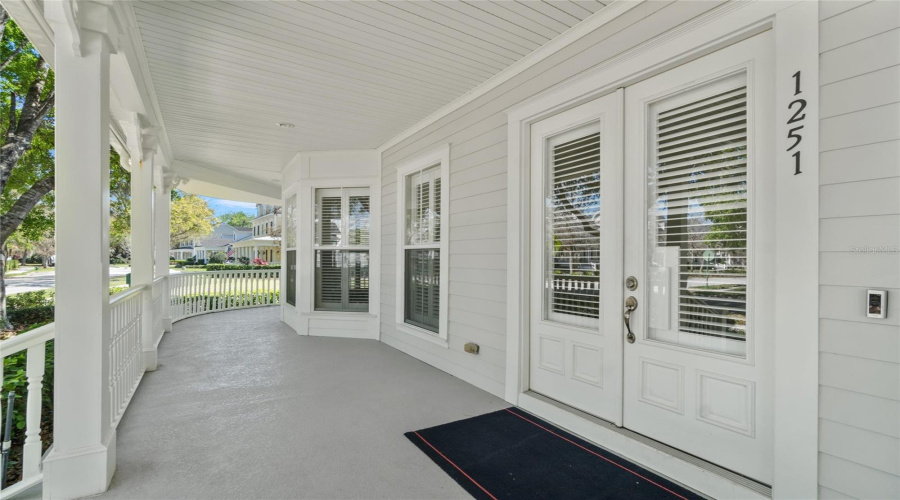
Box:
529;32;775;483
529;93;624;424
622;33;774;483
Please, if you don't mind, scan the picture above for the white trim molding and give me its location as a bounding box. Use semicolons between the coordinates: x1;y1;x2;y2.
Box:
505;1;817;498
393;145;451;348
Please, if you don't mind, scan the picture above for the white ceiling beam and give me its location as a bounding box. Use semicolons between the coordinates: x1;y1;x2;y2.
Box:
171;160;281;205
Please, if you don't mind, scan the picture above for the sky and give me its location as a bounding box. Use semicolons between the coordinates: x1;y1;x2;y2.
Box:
200;196;256;218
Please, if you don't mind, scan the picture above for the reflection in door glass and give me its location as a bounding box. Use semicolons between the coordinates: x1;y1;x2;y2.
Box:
545;126;602;329
647;73;748;357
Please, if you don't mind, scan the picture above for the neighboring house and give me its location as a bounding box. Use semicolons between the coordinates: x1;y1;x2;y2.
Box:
169;223;253;263
232;203;282;263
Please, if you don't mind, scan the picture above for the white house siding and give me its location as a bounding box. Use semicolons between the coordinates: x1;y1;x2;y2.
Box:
379;1;725;398
818;1;900;498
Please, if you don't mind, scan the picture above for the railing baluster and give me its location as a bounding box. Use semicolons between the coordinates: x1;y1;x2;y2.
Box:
22;343;46;479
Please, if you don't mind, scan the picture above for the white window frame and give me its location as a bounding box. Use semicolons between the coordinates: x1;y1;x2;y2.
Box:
313;187;372;312
395;145;450;347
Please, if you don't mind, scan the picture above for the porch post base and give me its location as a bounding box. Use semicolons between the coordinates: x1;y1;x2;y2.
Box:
42;431;116;500
143;349;158;371
164;318;173;332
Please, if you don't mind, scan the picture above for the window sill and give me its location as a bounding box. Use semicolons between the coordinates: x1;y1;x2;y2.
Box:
304;311;376;320
396;323;448;348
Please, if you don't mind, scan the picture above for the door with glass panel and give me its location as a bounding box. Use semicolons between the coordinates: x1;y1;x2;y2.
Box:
622;33;774;483
529;93;624;424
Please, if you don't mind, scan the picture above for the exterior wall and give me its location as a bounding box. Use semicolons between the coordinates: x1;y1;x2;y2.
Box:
379;1;724;398
817;1;900;498
282;150;381;339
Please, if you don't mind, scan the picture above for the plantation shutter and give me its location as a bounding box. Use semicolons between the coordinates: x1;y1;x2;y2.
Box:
649;75;748;344
545;127;602;329
405;249;440;332
403;164;442;333
314;188;370;312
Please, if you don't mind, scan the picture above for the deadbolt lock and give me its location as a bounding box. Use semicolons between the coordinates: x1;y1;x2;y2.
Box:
625;276;638;291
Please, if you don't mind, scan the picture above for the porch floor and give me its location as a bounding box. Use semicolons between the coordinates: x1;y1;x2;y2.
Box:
102;307;507;499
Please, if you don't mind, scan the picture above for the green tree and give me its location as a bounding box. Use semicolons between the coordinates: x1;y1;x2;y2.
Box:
109;148;131;260
219;211;252;228
0;9;55;328
170;191;216;247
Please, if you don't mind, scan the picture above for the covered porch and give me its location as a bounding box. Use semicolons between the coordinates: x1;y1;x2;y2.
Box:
18;307;506;499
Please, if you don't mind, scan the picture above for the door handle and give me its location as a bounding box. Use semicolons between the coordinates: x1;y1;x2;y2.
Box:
624;296;638;344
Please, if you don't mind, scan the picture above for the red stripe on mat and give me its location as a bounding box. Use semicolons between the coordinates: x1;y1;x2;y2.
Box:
413;431;499;500
504;408;690;500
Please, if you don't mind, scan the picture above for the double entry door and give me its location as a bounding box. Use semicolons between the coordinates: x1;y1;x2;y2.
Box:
528;33;774;483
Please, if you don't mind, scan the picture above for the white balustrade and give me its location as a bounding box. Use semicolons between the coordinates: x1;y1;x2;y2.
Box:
0;323;54;496
108;287;145;428
169;269;281;322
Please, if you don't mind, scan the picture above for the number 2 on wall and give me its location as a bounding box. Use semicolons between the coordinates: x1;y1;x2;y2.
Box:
787;71;804;175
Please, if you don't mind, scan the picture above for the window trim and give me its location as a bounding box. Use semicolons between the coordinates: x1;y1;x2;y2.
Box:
313;186;371;313
395;145;450;345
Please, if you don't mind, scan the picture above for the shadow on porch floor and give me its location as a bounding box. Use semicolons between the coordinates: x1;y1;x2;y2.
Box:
102;307;506;499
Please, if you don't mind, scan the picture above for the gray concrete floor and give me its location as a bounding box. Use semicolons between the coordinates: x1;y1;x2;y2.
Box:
97;307;507;499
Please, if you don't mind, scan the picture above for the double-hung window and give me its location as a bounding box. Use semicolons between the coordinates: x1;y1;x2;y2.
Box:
396;146;449;342
314;188;370;312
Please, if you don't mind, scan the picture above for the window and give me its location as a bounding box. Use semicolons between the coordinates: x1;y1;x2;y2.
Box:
396;146;449;341
544;126;602;329
314;188;370;312
646;72;749;357
285;194;297;307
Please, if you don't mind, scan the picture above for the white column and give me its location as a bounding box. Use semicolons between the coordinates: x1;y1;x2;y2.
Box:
155;170;173;331
130;143;157;371
42;2;119;497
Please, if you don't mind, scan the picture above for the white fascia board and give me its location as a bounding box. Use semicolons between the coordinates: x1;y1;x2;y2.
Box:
172;160;282;205
375;0;643;154
1;0;55;67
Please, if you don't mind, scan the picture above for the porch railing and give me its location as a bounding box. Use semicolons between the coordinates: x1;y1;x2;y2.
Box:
169;269;280;322
0;269;280;495
108;287;146;428
0;323;53;497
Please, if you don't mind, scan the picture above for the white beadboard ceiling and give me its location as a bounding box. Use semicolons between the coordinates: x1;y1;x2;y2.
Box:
131;0;606;184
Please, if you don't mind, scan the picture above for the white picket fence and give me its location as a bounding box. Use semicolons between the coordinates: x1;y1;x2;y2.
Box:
0;269;279;495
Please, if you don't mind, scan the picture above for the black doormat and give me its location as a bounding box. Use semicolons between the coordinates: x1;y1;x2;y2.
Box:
405;408;703;500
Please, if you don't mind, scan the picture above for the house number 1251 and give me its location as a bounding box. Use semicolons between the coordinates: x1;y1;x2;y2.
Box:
787;71;806;175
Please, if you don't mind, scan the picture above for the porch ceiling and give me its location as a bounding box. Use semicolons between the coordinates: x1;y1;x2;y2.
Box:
130;0;607;185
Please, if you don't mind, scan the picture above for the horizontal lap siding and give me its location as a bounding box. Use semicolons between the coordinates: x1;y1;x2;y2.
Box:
379;0;724;398
818;1;900;497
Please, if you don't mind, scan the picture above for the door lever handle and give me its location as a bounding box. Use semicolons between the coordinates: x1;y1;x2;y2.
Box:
624;296;638;344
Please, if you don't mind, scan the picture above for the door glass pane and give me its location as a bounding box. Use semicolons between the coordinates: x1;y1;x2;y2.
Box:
646;73;748;357
544;127;602;329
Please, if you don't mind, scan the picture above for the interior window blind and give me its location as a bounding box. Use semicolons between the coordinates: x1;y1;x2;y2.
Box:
651;80;748;343
545;129;602;329
314;188;370;312
403;164;442;333
405;249;440;332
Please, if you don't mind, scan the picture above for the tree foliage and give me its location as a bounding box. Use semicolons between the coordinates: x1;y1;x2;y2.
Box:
219;211;252;228
109;148;131;259
0;9;55;328
169;191;216;247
